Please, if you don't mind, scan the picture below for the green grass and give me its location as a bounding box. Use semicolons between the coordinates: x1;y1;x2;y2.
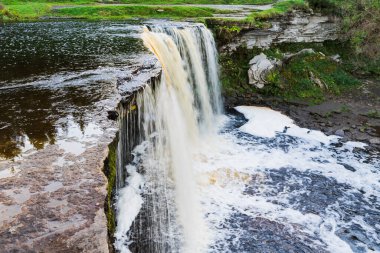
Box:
52;5;227;20
5;3;51;18
220;42;360;104
1;0;274;3
246;0;308;22
306;0;380;60
367;110;380;119
1;0;276;5
0;0;277;21
276;41;380;76
276;53;359;103
0;3;235;21
112;0;274;3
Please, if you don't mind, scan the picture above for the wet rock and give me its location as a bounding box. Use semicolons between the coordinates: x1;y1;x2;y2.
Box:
369;138;380;144
107;110;119;121
216;214;328;253
335;129;345;137
0;56;162;252
338;163;356;172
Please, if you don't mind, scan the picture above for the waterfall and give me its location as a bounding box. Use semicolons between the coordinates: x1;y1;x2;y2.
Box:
114;24;222;253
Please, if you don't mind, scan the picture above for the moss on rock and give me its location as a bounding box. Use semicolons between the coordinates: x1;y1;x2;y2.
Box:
103;137;118;248
220;41;360;105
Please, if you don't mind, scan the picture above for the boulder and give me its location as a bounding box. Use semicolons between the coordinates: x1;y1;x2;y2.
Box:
369;138;380;144
248;53;280;89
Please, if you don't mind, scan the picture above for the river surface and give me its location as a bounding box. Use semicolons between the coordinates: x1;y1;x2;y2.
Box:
0;21;146;161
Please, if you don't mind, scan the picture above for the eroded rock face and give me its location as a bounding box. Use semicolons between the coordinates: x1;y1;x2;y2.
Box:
223;12;339;51
248;53;280;89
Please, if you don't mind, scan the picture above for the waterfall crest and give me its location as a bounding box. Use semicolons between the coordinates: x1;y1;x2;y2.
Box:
114;24;222;253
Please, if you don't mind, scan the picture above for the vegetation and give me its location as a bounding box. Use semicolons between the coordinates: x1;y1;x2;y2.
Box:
112;0;274;3
0;0;276;21
0;3;235;21
53;5;227;20
275;52;358;103
211;24;246;45
367;109;380;119
4;3;51;19
246;0;308;23
307;0;380;60
220;42;360;104
0;0;308;22
103;138;117;238
1;0;274;4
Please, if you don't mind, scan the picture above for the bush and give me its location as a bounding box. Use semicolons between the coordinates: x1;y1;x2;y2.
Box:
307;0;336;12
307;0;380;60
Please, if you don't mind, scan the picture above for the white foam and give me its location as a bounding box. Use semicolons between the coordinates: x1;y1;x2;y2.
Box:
114;165;144;253
344;141;367;151
192;110;379;252
235;106;338;144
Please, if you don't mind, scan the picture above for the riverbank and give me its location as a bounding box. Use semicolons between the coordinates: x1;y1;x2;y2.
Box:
210;6;379;151
225;78;380;152
0;4;232;21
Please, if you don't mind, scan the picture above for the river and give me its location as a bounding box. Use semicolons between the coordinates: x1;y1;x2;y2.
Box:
0;21;379;253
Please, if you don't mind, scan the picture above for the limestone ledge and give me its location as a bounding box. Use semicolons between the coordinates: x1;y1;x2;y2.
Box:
0;56;161;252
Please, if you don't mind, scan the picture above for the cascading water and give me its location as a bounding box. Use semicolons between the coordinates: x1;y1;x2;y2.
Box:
114;24;222;253
114;23;380;253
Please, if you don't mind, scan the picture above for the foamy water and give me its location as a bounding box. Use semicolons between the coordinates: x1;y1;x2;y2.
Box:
196;107;379;252
114;23;379;252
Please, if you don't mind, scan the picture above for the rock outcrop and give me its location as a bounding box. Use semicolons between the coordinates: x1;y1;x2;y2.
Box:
248;53;280;88
248;49;316;89
222;11;339;51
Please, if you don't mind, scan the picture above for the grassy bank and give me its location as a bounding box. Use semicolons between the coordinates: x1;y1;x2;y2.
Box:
246;0;307;22
1;0;274;4
0;0;276;21
0;3;234;21
53;5;228;20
